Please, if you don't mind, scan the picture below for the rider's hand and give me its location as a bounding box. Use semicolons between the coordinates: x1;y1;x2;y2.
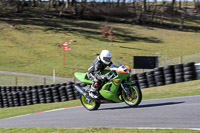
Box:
101;75;107;80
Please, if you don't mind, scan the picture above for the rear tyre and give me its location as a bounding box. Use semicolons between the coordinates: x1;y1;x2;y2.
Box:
80;95;101;111
122;85;142;106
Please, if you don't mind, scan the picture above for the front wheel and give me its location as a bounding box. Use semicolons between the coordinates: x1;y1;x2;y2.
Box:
122;85;142;106
80;94;101;111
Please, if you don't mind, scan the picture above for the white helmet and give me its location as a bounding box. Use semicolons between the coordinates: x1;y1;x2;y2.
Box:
100;50;112;65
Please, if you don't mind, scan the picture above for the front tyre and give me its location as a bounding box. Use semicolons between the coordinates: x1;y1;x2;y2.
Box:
80;94;101;111
122;85;142;106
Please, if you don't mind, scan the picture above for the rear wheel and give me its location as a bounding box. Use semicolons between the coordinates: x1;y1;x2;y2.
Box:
122;85;142;106
80;94;101;111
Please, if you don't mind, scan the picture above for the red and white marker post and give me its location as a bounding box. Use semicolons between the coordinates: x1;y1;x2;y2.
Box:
57;42;71;68
63;42;71;68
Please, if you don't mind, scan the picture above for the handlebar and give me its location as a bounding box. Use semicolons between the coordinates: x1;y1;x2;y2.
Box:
104;70;117;81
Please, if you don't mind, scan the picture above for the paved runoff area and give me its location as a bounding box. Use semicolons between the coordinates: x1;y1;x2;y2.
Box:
0;95;200;129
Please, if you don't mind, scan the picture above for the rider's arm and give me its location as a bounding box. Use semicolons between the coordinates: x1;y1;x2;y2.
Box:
108;61;113;67
93;62;103;80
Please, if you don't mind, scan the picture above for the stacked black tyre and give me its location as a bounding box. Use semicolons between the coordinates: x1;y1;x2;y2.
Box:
0;93;3;108
19;91;26;106
146;71;156;88
137;72;148;89
25;90;33;105
58;86;68;102
154;67;165;86
12;92;20;107
66;82;76;100
7;92;14;107
174;64;184;83
163;65;175;85
130;74;138;83
45;88;53;103
183;62;196;81
52;85;61;103
32;89;39;104
1;88;9;108
38;88;46;104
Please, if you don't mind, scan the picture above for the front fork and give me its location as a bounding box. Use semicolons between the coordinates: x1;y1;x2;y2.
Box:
121;83;131;96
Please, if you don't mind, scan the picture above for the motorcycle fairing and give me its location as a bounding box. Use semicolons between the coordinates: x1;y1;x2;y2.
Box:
124;81;136;86
99;72;130;103
74;72;93;84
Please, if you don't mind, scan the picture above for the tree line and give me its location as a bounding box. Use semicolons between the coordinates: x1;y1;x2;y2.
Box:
0;0;200;28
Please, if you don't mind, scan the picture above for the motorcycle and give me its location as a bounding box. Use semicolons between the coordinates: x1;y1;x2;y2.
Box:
74;62;142;111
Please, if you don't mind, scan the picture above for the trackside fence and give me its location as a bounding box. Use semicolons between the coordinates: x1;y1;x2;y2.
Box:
159;53;200;67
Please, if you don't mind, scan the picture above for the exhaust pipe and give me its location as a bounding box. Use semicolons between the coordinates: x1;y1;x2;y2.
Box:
74;84;87;96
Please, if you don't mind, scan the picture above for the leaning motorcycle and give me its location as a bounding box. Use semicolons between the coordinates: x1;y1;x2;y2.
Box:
74;62;142;111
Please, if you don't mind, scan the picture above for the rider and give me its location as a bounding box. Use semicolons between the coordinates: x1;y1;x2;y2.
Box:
87;50;113;99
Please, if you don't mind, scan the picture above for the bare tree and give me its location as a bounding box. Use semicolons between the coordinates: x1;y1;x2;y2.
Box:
117;0;120;7
179;0;182;9
37;0;41;6
123;0;126;4
71;0;76;6
172;0;176;6
80;0;87;17
49;0;55;8
144;0;147;12
59;0;65;17
32;0;37;7
65;0;70;8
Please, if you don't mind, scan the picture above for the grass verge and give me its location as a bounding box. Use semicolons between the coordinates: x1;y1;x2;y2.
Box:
1;17;200;77
0;80;200;119
142;80;200;100
0;100;81;119
0;128;200;133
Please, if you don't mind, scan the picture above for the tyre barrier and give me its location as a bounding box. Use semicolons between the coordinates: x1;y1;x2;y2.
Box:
183;62;196;81
154;67;165;86
130;74;138;84
146;71;156;88
130;62;197;89
0;82;81;108
174;64;184;83
0;62;198;108
137;72;148;89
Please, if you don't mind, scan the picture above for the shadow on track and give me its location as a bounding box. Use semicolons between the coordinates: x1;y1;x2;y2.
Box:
98;101;185;111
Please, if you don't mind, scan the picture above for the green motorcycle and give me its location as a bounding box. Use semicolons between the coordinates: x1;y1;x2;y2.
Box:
74;62;142;111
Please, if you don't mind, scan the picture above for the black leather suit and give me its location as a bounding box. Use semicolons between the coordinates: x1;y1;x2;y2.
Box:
87;56;112;83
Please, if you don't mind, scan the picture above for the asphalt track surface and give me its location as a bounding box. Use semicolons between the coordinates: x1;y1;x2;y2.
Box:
0;95;200;129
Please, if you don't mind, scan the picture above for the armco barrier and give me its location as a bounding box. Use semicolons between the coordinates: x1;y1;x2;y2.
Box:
130;62;197;89
0;62;198;108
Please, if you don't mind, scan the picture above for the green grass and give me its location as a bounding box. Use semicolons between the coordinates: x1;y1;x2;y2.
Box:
0;100;81;119
0;80;200;119
142;80;200;100
0;128;199;133
0;17;200;77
